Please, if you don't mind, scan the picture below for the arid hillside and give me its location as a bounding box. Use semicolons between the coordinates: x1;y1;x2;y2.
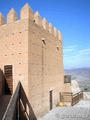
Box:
65;68;90;92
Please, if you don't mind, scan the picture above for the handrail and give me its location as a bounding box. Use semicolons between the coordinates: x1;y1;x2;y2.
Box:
2;82;37;120
3;82;20;120
60;91;83;106
73;91;83;97
72;91;83;106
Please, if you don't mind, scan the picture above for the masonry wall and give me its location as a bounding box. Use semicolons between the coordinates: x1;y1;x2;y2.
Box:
28;19;65;117
0;3;71;119
0;19;29;95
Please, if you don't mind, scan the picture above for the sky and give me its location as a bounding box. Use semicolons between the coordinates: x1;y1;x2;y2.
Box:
0;0;90;69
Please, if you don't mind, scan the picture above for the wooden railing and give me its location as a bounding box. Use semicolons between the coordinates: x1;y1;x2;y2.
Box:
2;82;37;120
60;91;83;106
72;91;83;106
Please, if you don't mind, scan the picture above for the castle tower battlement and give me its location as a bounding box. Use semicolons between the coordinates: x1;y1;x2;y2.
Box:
49;23;53;34
7;8;18;24
58;31;63;41
54;27;58;38
34;11;42;27
0;3;63;41
0;12;5;26
42;17;49;31
20;3;34;21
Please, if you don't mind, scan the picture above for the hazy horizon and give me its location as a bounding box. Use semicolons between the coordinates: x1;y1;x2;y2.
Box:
64;67;90;70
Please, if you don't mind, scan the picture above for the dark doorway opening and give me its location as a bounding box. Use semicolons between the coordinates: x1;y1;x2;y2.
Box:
4;65;13;95
49;90;53;110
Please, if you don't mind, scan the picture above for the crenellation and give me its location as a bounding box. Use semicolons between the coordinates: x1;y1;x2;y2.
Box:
34;11;42;27
58;31;63;41
42;17;49;31
7;8;18;24
54;27;58;38
49;23;53;34
20;3;34;21
0;12;5;26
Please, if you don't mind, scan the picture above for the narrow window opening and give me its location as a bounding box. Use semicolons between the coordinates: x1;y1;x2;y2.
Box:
42;38;46;45
57;46;59;51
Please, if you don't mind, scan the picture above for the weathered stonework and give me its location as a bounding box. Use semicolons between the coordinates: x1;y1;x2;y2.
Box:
0;3;71;118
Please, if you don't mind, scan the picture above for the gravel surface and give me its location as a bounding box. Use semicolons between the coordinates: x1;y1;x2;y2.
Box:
39;100;90;120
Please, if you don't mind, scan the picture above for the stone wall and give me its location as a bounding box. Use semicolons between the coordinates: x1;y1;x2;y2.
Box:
0;3;71;118
0;11;29;95
28;4;64;117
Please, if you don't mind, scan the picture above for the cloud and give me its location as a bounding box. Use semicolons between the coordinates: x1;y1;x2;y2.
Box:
79;49;90;55
64;54;90;69
63;54;68;57
63;45;76;52
64;48;74;52
63;45;90;69
63;48;90;69
64;45;76;49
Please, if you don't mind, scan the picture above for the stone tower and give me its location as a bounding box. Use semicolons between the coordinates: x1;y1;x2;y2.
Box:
0;3;71;118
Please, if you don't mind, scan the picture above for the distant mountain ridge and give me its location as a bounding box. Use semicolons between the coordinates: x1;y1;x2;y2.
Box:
64;68;90;92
